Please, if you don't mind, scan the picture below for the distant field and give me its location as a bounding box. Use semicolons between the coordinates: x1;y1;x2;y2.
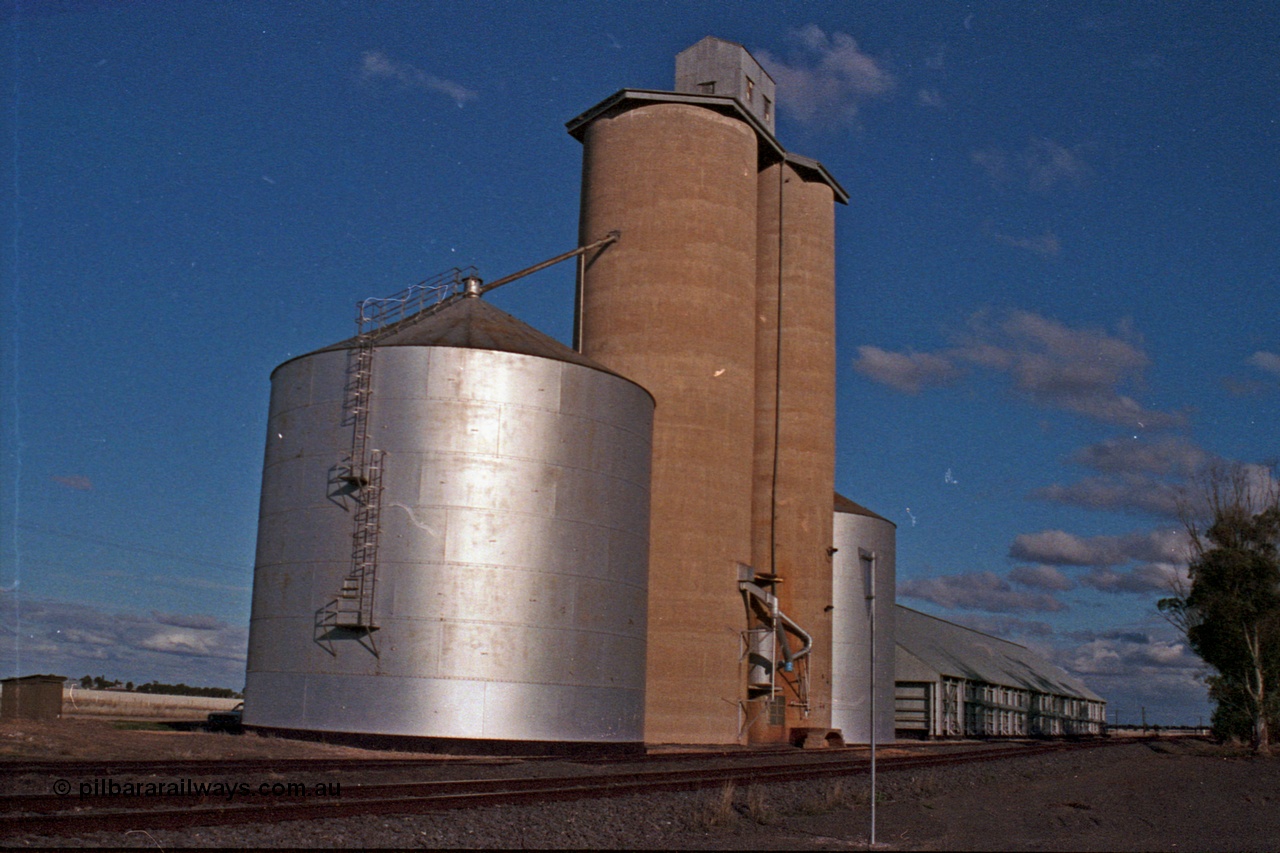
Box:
60;688;239;720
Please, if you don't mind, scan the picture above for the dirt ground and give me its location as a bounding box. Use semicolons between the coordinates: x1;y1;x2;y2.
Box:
0;717;429;763
4;720;1279;850
787;737;1280;852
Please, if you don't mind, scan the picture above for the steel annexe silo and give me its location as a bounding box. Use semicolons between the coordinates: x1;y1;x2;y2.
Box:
830;494;897;744
244;292;654;751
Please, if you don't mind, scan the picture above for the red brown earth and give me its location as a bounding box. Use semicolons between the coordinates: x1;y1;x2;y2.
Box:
3;719;1278;850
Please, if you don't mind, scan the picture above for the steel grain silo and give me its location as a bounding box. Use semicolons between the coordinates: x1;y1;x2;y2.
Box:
830;494;897;744
244;291;653;751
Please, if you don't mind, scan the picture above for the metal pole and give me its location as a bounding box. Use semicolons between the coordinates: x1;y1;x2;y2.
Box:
479;231;619;295
862;548;876;847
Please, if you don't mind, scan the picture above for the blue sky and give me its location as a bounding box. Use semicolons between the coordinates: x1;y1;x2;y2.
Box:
3;1;1276;725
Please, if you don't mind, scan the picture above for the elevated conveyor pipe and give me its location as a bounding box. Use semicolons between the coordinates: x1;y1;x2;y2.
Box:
739;579;813;665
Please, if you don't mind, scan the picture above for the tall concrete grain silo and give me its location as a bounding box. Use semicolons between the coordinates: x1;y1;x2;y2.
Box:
568;37;846;745
244;282;654;752
571;99;759;745
750;156;839;744
830;494;897;744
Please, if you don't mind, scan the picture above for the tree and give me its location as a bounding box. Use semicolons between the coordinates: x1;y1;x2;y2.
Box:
1159;463;1280;754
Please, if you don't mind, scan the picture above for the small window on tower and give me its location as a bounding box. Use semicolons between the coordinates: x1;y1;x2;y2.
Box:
745;76;755;102
698;81;715;94
762;96;772;120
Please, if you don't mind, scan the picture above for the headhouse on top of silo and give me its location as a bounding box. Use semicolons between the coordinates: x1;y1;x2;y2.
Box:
675;35;778;131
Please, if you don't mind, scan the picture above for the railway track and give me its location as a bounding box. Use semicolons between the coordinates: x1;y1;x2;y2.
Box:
0;738;1125;840
0;742;800;778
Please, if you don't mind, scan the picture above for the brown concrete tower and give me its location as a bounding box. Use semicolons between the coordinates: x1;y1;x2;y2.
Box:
750;157;838;743
572;100;759;744
568;37;846;745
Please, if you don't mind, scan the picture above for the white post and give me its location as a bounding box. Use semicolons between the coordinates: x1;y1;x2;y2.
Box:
861;548;877;847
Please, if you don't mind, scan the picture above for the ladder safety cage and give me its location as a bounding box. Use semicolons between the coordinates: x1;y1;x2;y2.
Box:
320;236;618;646
325;267;479;642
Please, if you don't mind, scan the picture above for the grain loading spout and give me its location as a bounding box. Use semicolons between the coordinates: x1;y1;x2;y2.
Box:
739;571;812;716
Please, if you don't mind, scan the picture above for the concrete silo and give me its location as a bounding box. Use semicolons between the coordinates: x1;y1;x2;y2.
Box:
568;37;847;745
244;286;653;751
830;494;897;744
571;99;759;745
749;156;838;743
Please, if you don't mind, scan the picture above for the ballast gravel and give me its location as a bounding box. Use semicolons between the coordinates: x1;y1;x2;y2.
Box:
10;738;1280;850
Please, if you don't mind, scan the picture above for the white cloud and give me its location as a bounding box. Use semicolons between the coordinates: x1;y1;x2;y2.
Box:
852;345;963;393
1009;527;1188;567
991;229;1061;258
1008;564;1075;591
1038;453;1276;520
917;88;944;108
1080;562;1187;594
972;138;1091;193
899;571;1066;613
51;475;94;491
139;630;230;658
152;611;226;631
0;598;247;688
359;50;477;107
1033;474;1186;517
1246;350;1280;378
1070;436;1212;477
756;26;894;125
854;310;1182;429
1056;629;1203;689
959;311;1182;428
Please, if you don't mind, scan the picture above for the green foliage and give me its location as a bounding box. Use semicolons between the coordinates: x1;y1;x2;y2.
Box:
1207;675;1260;743
1160;465;1280;752
134;681;241;698
76;675;242;699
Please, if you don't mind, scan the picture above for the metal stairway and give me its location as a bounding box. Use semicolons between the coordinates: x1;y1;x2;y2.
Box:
331;320;384;632
316;246;617;648
320;268;479;642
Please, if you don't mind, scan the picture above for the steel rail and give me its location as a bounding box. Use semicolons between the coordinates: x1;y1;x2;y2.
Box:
0;743;805;778
0;739;1125;839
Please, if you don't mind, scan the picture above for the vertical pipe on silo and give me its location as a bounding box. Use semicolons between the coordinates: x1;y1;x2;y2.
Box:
752;160;837;742
577;102;759;745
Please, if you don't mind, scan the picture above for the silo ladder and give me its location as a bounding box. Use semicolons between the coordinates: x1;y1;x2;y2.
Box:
333;448;384;633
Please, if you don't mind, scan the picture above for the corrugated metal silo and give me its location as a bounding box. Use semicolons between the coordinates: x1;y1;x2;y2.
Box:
244;292;653;750
830;494;897;744
573;101;759;744
750;157;838;742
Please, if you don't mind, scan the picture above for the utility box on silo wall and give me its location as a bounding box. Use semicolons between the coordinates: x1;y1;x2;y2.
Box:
0;674;65;721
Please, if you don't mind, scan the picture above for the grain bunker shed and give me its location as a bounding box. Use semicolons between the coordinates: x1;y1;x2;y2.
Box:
894;606;1106;738
244;281;654;752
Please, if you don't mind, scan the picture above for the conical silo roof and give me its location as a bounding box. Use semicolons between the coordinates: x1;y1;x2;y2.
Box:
834;492;894;524
294;294;640;387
